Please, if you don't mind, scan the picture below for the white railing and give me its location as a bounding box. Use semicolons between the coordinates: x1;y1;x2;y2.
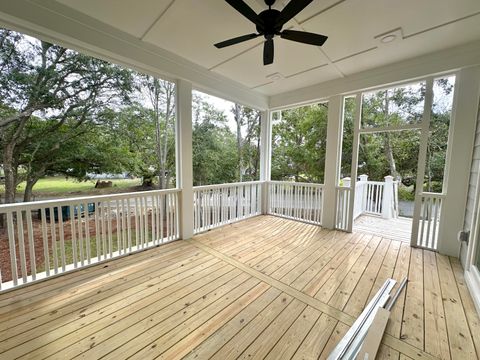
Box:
414;192;444;250
353;181;365;219
348;175;398;221
0;189;180;291
336;186;351;231
193;181;262;234
268;181;324;225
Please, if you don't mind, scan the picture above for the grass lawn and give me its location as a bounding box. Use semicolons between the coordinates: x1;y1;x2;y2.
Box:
1;177;141;198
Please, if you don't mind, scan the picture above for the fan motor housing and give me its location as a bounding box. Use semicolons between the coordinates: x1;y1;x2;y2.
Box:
257;9;282;35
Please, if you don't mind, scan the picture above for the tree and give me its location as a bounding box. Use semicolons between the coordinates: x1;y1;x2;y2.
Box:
0;29;132;203
232;104;261;182
192;94;238;186
272;103;328;183
135;76;176;189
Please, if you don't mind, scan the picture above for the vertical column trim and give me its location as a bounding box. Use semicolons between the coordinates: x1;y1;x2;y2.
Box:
176;79;194;239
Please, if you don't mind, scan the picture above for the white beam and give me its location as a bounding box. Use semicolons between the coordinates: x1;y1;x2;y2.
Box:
176;79;194;240
322;95;343;229
438;66;480;256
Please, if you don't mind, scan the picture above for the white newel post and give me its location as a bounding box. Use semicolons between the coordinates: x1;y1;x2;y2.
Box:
359;174;368;213
176;79;194;240
260;110;272;214
343;177;351;188
382;176;394;220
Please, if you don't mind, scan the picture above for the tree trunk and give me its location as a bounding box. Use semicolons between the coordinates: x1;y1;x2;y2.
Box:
23;177;38;202
383;132;400;180
2;143;17;204
382;91;400;181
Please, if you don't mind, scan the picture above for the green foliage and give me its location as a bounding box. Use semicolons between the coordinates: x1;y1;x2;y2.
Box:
398;186;415;201
192;94;238;185
272;103;328;183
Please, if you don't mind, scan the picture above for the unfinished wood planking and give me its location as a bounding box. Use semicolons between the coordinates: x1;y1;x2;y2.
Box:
0;215;478;359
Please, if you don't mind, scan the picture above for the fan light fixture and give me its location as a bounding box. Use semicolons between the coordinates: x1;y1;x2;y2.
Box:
215;0;328;66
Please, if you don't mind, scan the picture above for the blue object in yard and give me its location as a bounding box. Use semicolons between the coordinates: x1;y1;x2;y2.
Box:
42;203;96;221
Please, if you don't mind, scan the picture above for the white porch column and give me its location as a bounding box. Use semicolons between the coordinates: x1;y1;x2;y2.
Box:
382;176;394;220
322;95;344;229
260;110;272;214
176;79;194;240
438;66;480;256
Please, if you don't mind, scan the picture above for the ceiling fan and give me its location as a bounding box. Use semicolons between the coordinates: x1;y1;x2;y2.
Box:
214;0;328;66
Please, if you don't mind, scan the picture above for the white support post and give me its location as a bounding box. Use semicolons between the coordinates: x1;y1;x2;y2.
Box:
323;95;344;229
438;66;480;256
411;78;434;246
346;94;363;232
382;176;394;220
260;110;272;214
176;79;194;240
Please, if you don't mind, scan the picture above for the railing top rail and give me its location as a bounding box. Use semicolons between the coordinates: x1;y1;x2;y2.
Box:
336;186;351;190
193;181;262;191
0;188;181;213
364;181;385;185
420;192;446;198
268;180;324;187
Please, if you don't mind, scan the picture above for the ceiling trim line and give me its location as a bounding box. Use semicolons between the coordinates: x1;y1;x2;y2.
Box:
404;11;480;39
140;0;177;41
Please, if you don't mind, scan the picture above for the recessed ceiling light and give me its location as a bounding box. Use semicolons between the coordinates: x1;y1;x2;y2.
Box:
375;28;403;46
266;72;284;81
381;34;397;43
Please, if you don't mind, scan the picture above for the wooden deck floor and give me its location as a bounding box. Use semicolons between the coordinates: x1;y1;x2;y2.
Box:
0;215;479;360
354;214;413;243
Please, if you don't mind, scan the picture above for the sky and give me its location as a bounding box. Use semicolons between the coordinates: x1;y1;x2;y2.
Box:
194;90;239;132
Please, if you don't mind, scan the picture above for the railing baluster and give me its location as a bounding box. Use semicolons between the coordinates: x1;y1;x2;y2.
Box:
41;208;50;275
159;194;164;243
99;202;106;260
49;207;58;274
107;201;113;257
16;210;28;283
94;202;101;262
426;197;433;249
84;202;91;264
7;212;18;285
69;205;77;268
57;206;66;272
115;199;121;255
77;204;85;266
432;198;440;249
26;210;37;280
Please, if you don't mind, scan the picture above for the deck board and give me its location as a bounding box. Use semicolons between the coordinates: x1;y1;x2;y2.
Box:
0;215;478;359
354;214;412;243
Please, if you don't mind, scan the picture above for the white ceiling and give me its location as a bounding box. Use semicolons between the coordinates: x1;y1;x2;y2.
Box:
54;0;480;96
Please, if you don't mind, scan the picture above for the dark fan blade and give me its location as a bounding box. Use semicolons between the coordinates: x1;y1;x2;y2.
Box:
225;0;264;28
281;30;328;46
264;38;274;65
276;0;314;27
215;33;260;48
